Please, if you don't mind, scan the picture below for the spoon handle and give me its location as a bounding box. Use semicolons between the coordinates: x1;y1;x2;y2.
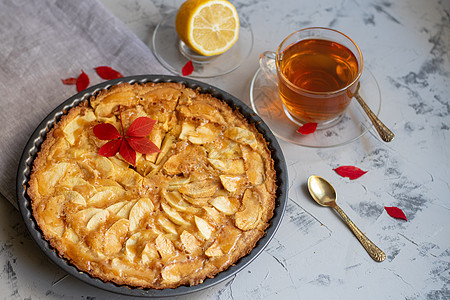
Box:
333;204;386;262
354;86;395;142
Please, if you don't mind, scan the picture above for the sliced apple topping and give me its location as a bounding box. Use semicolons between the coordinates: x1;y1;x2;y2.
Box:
157;215;178;235
60;176;87;190
207;157;245;174
209;196;239;215
225;127;258;150
205;241;224;257
235;189;261;231
202;206;226;225
179;102;225;124
125;232;142;261
115;168;143;188
167;176;191;191
94;155;114;177
161;259;203;284
92;186;125;205
104;219;129;256
141;86;181;115
188;123;219;145
207;139;242;160
38;162;69;195
63;111;96;145
106;201;127;215
155;234;177;258
219;175;247;194
179;122;196;140
62;228;79;244
194;216;215;240
86;209;109;231
116;201;136;219
109;156;129;169
96;178;123;188
129;197;155;231
73;207;104;224
156;134;176;165
162;189;199;213
38;195;65;236
180;230;202;255
63;191;86;206
87;189;114;206
163;144;207;175
93;90;138;117
178;179;218;198
161;202;190;226
182;195;210;206
241;145;265;185
145;126;163;163
141;243;160;264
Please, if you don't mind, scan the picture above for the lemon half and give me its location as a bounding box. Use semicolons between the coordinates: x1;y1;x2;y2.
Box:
175;0;240;56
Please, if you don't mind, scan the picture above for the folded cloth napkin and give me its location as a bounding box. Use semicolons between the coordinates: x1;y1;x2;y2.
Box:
0;0;169;209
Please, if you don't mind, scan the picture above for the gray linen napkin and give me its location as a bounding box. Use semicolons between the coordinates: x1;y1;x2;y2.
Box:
0;0;169;208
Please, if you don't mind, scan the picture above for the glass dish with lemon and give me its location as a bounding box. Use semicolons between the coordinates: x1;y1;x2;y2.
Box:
152;0;253;78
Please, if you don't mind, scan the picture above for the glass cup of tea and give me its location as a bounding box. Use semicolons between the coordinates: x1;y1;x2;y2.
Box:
259;27;363;129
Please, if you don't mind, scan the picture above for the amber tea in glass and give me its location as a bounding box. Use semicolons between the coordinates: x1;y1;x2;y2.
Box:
260;27;363;128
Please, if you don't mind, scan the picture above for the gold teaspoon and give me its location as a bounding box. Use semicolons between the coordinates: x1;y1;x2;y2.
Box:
307;175;386;262
354;82;395;142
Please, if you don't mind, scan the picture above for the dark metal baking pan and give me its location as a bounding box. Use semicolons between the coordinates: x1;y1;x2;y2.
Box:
16;75;288;297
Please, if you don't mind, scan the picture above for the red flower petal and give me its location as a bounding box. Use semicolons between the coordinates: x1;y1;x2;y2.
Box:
297;123;318;135
98;139;122;157
385;206;407;221
333;166;367;180
95;66;124;80
127;137;161;154
61;77;77;85
182;60;194;76
93;123;121;140
76;70;90;92
119;138;136;166
126;117;157;137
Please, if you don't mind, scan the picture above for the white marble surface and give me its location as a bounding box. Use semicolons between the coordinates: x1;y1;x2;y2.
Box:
1;0;449;299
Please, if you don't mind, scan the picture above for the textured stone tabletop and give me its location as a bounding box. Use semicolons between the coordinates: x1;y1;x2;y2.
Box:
0;0;449;299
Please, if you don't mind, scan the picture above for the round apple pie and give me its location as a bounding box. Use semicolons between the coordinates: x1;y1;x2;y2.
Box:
27;82;277;289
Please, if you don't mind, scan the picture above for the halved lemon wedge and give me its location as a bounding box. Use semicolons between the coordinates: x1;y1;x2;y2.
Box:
175;0;240;56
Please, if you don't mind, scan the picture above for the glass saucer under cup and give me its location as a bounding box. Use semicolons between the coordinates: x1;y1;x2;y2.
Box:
152;11;253;78
250;68;382;148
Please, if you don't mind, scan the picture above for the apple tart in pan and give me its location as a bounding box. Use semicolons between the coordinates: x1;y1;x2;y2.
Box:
27;82;277;289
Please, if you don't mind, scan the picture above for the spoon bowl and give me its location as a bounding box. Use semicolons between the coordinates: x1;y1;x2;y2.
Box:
307;175;386;262
307;175;337;207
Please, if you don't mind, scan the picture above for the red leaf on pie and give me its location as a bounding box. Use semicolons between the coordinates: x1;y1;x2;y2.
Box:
127;136;162;154
119;138;136;166
61;77;77;85
297;123;318;135
385;206;407;221
182;60;194;76
98;139;122;157
93;123;121;140
94;105;160;165
95;66;124;80
333;166;367;180
126;117;157;137
76;70;90;92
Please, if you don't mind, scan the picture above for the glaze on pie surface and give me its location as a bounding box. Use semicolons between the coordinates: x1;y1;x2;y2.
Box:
27;82;277;289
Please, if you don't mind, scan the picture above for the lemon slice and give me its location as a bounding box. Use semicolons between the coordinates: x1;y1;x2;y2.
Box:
175;0;240;56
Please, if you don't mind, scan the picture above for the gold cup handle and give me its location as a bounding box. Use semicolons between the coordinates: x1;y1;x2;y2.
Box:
333;204;386;262
354;82;395;142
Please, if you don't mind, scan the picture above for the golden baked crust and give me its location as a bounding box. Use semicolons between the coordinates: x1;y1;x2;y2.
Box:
27;82;277;289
